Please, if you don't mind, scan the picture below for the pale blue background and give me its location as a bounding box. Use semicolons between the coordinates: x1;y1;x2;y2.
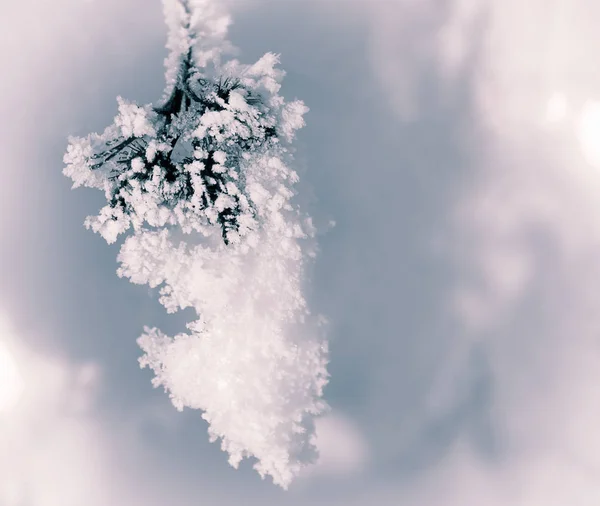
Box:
2;0;599;504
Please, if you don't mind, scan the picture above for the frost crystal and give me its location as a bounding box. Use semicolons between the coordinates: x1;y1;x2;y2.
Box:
63;0;328;489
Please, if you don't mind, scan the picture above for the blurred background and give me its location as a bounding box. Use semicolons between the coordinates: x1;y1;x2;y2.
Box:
2;0;600;504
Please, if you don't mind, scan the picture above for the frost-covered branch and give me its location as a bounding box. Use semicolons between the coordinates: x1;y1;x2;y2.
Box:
63;0;328;489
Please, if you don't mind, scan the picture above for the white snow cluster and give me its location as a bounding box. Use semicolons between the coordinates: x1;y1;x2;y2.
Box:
63;0;328;489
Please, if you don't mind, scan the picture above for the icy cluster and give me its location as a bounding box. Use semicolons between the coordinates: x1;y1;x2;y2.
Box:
63;0;328;489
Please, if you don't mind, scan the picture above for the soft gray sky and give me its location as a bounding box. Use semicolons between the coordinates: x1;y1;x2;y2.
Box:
2;0;600;504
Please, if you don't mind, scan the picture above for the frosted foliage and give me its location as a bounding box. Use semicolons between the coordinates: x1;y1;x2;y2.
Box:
63;49;305;246
162;0;235;93
62;0;328;489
